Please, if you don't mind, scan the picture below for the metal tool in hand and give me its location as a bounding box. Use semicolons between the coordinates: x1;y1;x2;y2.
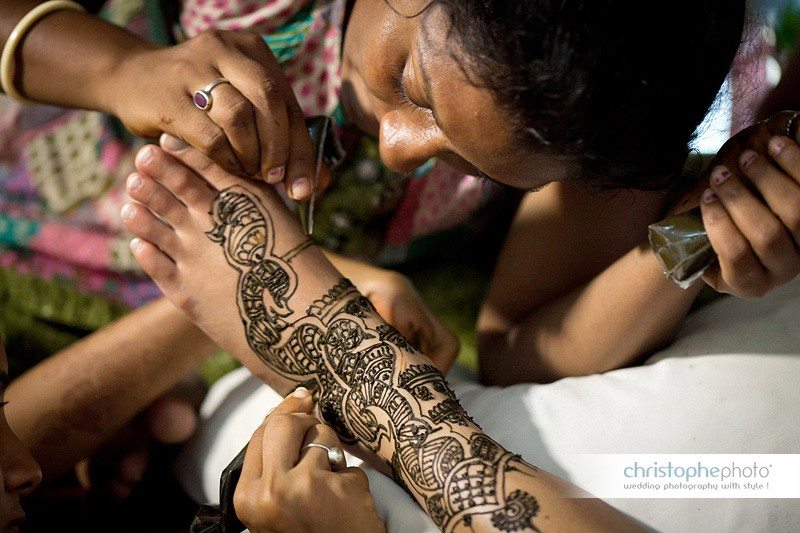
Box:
298;115;346;235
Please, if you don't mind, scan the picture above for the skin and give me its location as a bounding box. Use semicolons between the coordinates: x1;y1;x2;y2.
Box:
6;298;216;484
479;112;800;384
234;387;386;533
340;0;563;187
0;345;42;533
338;0;800;383
110;0;800;524
0;1;321;196
5;0;798;385
700;114;800;297
325;250;460;373
1;0;457;374
121;142;648;532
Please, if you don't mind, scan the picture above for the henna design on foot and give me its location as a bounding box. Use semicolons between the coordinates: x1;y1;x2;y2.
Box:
206;185;543;532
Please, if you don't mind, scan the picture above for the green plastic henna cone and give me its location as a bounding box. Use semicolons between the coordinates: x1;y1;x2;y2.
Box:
648;206;716;288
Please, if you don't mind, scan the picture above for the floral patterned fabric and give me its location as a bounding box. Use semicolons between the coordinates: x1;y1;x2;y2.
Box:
0;1;158;311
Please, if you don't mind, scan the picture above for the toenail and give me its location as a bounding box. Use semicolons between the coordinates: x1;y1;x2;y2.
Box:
769;136;786;155
290;178;311;200
130;238;143;252
739;150;757;169
127;173;143;192
701;188;718;204
121;204;135;221
710;166;730;186
267;166;285;184
137;146;155;166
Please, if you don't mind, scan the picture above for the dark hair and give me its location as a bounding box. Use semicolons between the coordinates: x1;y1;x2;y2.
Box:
430;0;747;190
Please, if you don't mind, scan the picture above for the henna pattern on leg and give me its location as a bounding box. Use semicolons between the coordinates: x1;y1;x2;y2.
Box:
205;185;544;532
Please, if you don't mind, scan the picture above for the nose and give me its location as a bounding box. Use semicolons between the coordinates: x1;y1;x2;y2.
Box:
2;433;42;498
378;110;448;173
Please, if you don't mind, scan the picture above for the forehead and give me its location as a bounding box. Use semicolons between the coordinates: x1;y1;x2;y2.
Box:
418;7;569;188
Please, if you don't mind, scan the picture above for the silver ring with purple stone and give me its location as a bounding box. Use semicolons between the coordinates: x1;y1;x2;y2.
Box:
193;78;230;111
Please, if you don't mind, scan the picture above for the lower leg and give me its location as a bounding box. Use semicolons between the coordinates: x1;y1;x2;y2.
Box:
123;144;643;532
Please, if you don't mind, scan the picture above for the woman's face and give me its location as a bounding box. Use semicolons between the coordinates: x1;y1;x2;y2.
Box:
0;346;41;532
340;0;569;189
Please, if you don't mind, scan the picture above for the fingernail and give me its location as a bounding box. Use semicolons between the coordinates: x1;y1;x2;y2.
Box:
290;178;311;200
711;166;730;186
292;386;310;399
127;173;143;193
136;146;155;166
769;136;786;155
267;166;285;184
702;188;718;204
130;238;143;252
739;150;757;169
159;133;188;152
120;203;135;221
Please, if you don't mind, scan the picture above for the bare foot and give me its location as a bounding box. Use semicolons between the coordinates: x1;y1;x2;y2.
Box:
120;143;587;533
121;143;339;389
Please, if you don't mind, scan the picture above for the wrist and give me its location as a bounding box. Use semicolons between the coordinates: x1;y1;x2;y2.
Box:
101;41;163;119
8;6;158;111
1;1;86;103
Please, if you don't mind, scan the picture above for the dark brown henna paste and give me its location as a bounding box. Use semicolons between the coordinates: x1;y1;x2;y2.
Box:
206;186;543;532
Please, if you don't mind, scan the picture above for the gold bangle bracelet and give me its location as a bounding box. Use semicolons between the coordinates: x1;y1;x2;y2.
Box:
0;0;86;104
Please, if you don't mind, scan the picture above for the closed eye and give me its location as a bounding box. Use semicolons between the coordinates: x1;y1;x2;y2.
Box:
391;63;424;114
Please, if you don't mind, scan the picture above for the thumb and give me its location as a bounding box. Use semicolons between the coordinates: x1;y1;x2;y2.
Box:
268;386;315;418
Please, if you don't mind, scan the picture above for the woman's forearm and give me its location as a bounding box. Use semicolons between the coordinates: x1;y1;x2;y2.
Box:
6;297;216;481
1;1;157;112
474;181;700;385
478;242;703;385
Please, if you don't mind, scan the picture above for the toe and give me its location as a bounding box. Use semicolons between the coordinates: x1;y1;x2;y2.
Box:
129;237;178;291
122;202;178;256
159;139;241;192
127;172;188;228
135;145;218;211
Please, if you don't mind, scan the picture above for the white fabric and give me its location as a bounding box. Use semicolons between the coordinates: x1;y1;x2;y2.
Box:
176;277;800;532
